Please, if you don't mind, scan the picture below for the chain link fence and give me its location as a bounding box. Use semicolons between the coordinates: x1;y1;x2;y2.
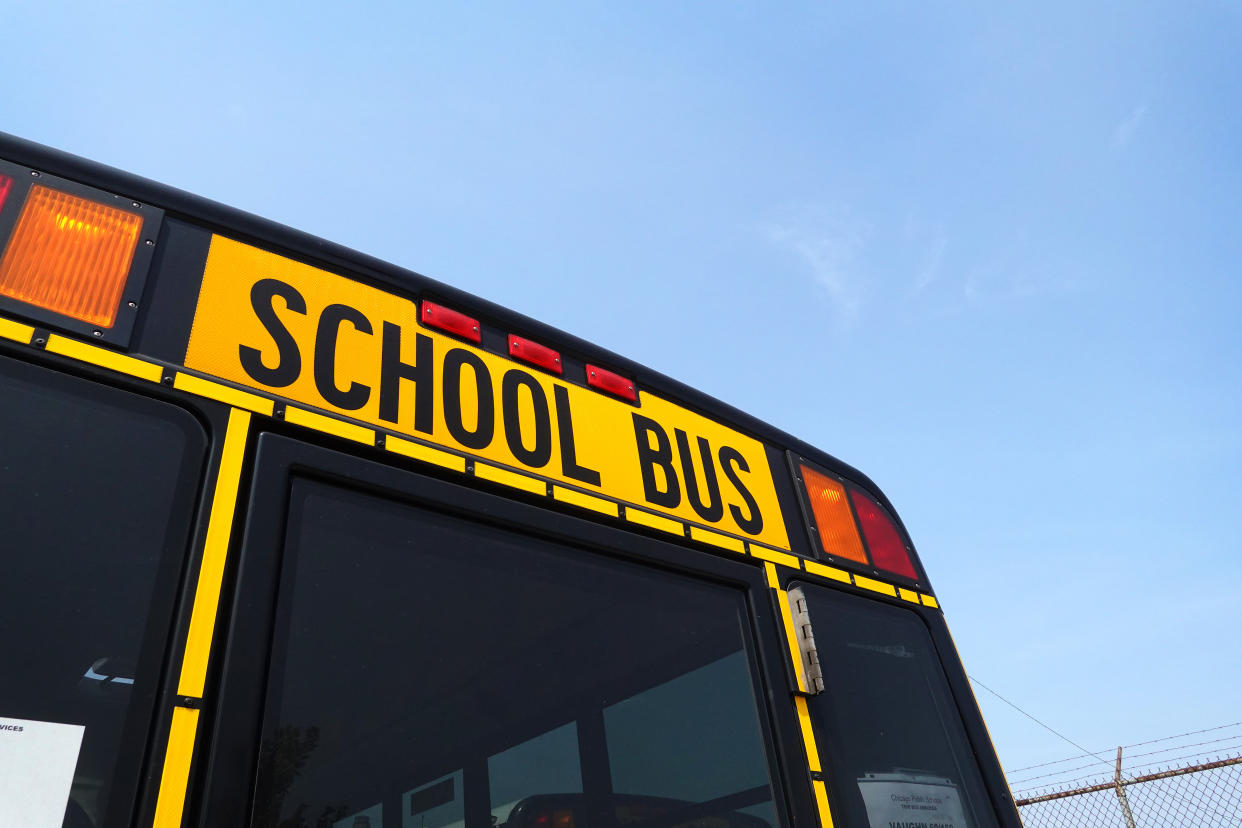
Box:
1013;749;1242;827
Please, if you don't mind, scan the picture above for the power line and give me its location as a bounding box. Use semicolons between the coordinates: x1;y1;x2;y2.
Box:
968;675;1115;775
1009;721;1242;773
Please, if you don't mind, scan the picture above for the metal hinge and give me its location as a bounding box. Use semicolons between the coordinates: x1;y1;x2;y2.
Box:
787;586;824;694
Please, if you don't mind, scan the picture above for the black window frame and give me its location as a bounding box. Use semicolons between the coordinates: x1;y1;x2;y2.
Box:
193;432;815;828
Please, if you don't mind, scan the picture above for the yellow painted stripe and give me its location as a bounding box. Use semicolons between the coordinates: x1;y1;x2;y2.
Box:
474;462;546;496
386;434;467;472
46;334;162;382
898;587;920;604
152;706;200;828
853;574;897;597
174;372;275;416
776;587;809;693
804;560;851;584
811;780;836;828
177;408;250;698
750;545;802;570
553;485;619;516
0;316;33;343
794;696;822;771
689;526;746;554
921;593;940;609
626;507;683;536
284;405;374;444
763;561;781;590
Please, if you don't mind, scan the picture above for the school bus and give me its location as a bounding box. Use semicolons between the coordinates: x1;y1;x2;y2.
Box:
0;132;1020;828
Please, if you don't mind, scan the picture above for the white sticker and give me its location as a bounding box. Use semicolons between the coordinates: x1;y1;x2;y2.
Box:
857;772;969;828
0;716;85;828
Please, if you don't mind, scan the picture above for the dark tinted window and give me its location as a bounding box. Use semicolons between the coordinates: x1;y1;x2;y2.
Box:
251;479;779;828
798;585;998;827
0;355;205;828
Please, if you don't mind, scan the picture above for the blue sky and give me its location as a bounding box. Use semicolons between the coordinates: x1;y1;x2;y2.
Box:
6;0;1239;787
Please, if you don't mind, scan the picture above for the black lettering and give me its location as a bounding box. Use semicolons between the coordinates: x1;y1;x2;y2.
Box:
501;369;552;468
554;385;601;486
313;303;372;410
239;278;305;387
443;348;494;449
675;429;723;522
719;446;764;534
633;414;680;507
379;324;434;433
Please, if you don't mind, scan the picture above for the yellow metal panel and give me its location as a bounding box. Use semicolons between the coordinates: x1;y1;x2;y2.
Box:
811;780;836;828
763;561;781;590
804;560;851;584
688;526;746;554
46;334;162;382
853;574;897;597
776;587;809;694
553;485;619;517
625;508;683;536
750;545;801;570
475;462;546;496
921;593;940;609
183;235;790;548
0;315;33;343
794;696;822;771
177;408;250;699
898;587;920;603
174;372;275;416
151;705;200;828
386;434;467;472
284;405;374;444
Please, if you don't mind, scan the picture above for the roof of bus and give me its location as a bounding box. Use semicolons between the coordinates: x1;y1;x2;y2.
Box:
0;130;899;519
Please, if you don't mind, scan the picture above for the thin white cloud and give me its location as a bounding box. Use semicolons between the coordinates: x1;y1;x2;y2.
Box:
1112;103;1149;149
763;207;867;325
912;232;947;294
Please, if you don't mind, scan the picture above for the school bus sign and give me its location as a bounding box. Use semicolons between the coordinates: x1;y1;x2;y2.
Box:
185;236;791;550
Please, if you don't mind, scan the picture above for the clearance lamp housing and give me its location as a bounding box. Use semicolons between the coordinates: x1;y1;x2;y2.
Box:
421;300;481;343
791;455;923;585
0;158;162;347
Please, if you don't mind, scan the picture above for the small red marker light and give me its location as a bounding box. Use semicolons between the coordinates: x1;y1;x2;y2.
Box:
509;334;563;374
0;174;12;212
585;364;637;402
421;300;481;343
848;487;918;580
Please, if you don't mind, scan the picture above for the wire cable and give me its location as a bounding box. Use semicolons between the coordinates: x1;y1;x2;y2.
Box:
968;675;1115;775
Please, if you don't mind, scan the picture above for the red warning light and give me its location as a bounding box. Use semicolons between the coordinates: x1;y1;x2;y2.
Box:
509;334;563;374
849;487;918;579
586;364;637;402
421;300;481;343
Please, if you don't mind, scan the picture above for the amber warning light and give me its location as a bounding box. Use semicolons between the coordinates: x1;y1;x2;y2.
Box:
0;183;144;328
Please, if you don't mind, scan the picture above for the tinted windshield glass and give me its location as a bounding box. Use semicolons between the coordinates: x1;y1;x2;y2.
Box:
0;355;204;828
250;478;780;828
797;585;999;828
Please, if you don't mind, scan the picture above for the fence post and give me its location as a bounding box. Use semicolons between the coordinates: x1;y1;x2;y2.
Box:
1115;746;1138;828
